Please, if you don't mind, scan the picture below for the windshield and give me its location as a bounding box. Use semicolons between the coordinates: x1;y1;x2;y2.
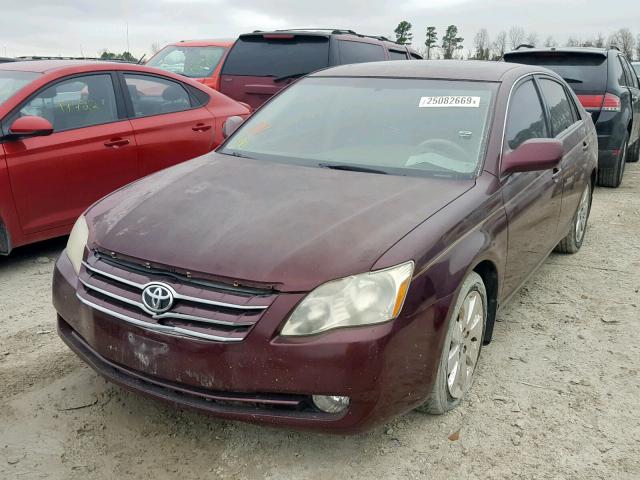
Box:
0;71;39;106
221;35;330;78
147;46;227;78
505;52;607;93
222;77;496;178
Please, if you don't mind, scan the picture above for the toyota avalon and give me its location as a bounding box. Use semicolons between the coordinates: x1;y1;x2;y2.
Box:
53;60;598;433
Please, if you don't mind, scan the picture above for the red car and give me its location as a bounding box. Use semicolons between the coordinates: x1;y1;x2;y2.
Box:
54;61;597;433
146;40;234;91
0;61;249;254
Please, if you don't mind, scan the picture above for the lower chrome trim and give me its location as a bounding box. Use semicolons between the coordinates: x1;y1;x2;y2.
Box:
76;294;244;343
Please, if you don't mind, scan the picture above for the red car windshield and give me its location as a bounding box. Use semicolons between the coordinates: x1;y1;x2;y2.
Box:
0;71;40;106
147;46;226;78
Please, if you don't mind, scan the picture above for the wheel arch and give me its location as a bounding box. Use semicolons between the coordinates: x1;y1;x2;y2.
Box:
472;259;499;344
0;214;10;255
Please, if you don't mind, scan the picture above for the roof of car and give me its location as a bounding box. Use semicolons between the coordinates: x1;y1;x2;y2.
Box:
0;60;148;73
311;60;536;82
504;47;610;57
171;39;235;47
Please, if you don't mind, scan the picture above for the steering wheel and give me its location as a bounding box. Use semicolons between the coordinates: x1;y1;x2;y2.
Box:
415;139;469;163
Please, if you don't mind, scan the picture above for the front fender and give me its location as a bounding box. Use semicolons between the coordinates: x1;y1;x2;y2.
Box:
372;173;507;342
0;143;20;253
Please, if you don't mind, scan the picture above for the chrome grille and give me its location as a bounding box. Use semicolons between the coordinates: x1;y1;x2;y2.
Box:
77;254;275;342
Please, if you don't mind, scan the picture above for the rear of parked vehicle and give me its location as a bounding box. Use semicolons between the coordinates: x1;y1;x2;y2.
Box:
219;29;422;109
146;40;233;91
504;48;640;187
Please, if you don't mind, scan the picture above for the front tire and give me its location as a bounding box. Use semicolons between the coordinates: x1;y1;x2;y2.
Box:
418;272;487;414
555;181;591;254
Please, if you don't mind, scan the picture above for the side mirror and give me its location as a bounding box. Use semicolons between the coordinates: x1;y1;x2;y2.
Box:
222;116;244;139
9;116;54;139
501;138;563;175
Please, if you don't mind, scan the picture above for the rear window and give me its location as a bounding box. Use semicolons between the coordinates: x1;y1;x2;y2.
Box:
505;52;607;93
147;46;226;78
221;35;329;78
0;71;40;106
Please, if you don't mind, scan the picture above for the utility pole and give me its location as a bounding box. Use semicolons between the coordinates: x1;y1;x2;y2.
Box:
126;22;130;53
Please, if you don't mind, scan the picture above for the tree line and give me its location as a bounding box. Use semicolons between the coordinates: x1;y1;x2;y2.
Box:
393;21;640;61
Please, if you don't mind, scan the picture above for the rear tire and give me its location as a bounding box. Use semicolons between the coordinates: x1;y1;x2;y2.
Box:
417;272;487;415
597;134;627;188
555;182;591;254
628;140;639;163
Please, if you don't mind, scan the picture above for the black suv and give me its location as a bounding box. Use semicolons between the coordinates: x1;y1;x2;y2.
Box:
504;47;640;187
219;29;423;110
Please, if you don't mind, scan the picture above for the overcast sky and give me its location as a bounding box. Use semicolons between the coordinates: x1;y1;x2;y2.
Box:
1;0;639;58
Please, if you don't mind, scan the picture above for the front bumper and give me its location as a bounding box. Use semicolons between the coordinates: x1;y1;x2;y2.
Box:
53;252;451;433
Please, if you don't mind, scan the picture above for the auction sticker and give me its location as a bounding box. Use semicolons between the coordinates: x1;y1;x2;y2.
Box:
419;96;481;108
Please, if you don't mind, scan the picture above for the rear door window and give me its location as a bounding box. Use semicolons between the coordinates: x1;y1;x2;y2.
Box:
338;41;386;64
123;74;192;118
505;79;549;150
388;49;409;60
504;52;607;93
221;35;329;77
538;78;577;135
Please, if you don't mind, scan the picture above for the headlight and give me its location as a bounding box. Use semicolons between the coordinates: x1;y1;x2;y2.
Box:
281;261;414;336
66;216;89;274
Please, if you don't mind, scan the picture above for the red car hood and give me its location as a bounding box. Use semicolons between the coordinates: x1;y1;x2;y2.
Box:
87;153;474;292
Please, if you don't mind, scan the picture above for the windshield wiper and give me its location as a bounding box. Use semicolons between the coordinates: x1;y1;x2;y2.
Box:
273;72;308;83
318;163;388;175
222;150;255;160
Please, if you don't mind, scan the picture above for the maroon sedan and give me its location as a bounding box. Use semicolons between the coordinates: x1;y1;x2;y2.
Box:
53;60;598;433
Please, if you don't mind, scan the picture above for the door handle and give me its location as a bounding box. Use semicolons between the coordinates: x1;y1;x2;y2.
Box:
104;138;130;148
582;141;589;151
192;123;212;132
551;167;563;182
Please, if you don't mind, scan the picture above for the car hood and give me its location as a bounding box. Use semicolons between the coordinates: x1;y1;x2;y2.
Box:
87;153;475;292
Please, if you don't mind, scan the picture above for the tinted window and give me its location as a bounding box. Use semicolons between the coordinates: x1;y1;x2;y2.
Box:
223;77;496;178
16;74;117;132
221;35;329;77
613;57;626;87
620;56;638;88
0;71;40;106
388;49;408;60
410;52;423;60
124;74;191;118
539;79;575;135
505;79;548;150
147;45;226;78
504;52;606;93
338;41;386;64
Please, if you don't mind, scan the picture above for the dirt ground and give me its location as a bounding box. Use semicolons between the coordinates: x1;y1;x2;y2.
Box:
1;164;639;480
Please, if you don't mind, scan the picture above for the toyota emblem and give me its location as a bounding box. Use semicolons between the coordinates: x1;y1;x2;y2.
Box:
142;283;174;314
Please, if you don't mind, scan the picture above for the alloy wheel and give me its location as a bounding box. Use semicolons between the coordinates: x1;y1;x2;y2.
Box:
446;290;485;399
575;185;590;244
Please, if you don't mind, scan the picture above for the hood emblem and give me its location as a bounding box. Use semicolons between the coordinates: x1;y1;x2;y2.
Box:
142;283;174;314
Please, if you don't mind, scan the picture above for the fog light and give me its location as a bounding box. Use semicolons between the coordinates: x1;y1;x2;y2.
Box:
312;395;350;413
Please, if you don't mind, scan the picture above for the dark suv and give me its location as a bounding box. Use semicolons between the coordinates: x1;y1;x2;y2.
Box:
219;29;423;109
504;47;640;187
